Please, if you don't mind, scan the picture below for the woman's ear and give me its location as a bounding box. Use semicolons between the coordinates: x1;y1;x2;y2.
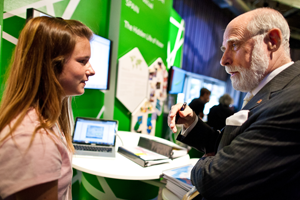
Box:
266;28;282;52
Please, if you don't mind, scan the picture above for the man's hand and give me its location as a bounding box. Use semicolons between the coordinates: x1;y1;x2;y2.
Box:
168;103;196;133
202;152;215;157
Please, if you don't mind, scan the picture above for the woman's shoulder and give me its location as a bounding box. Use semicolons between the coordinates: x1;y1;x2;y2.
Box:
13;108;40;129
0;108;45;141
0;109;62;199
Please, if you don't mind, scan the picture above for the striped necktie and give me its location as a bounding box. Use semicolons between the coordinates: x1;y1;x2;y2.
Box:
242;93;254;108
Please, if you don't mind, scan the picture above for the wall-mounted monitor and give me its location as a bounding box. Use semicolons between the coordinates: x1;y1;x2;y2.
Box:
184;72;226;116
167;66;186;94
27;8;52;19
86;34;112;90
26;8;112;90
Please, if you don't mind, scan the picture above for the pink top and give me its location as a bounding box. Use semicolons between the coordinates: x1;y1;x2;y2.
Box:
0;109;72;200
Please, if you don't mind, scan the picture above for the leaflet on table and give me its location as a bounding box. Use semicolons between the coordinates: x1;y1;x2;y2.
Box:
122;146;169;160
138;137;188;159
118;146;171;167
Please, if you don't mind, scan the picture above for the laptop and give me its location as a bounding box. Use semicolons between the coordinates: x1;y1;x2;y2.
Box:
72;117;118;158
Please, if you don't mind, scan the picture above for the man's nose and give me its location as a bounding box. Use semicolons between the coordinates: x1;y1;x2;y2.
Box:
220;50;232;67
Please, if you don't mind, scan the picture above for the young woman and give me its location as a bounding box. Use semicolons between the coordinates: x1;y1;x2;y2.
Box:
0;16;95;200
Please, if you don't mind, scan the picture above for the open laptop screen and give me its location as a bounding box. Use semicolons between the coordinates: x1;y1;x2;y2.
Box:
73;117;117;146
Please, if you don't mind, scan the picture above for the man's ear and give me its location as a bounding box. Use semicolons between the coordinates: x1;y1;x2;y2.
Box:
266;28;282;52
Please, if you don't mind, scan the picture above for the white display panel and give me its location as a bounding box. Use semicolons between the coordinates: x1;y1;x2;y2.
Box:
116;47;149;113
85;34;111;90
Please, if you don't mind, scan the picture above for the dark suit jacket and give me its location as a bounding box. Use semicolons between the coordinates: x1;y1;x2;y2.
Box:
207;104;234;131
177;61;300;200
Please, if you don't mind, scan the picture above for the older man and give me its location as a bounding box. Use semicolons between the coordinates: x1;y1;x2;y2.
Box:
168;7;300;200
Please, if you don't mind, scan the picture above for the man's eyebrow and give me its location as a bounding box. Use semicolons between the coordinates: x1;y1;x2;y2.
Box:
227;37;240;43
220;37;241;52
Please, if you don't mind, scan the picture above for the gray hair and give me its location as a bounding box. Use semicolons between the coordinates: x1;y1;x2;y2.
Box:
247;7;290;58
219;94;233;106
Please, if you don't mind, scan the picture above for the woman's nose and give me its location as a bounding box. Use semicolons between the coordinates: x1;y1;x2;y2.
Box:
87;62;95;76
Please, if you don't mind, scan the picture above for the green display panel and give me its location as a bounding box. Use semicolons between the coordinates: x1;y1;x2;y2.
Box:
118;0;172;64
73;170;160;199
114;0;173;137
167;8;184;69
0;0;3;78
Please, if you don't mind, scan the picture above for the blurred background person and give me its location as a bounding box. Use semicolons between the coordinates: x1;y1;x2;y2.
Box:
189;88;211;119
206;94;234;131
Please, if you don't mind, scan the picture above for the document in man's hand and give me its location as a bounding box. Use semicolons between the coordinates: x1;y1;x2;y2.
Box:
118;146;171;167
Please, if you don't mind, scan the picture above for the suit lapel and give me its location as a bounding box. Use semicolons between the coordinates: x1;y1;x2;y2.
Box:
243;61;300;110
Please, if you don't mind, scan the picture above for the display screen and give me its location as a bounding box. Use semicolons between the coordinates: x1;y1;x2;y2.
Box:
85;34;112;90
73;118;117;146
184;73;226;115
27;8;52;19
168;66;186;94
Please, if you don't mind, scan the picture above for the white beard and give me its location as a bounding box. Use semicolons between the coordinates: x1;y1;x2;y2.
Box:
226;37;269;92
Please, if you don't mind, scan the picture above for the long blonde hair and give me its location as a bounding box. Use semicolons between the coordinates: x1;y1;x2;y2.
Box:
0;17;93;152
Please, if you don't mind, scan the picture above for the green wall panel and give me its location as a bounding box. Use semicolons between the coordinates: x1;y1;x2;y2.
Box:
70;0;110;38
4;0;40;12
1;39;14;80
114;0;173;137
72;89;105;119
1;15;26;97
114;98;131;131
79;184;98;200
53;0;70;17
0;0;3;97
105;178;159;199
118;0;172;65
168;8;184;68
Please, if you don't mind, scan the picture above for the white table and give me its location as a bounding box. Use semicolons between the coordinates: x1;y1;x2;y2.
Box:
72;131;191;180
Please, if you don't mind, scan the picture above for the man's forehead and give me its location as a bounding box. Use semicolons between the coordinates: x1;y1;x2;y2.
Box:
222;23;249;46
223;13;252;41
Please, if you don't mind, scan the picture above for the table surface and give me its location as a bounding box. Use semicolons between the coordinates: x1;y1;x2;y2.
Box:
72;131;190;180
72;131;192;180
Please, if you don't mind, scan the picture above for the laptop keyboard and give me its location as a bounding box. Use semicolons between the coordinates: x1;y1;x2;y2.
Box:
74;144;112;152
